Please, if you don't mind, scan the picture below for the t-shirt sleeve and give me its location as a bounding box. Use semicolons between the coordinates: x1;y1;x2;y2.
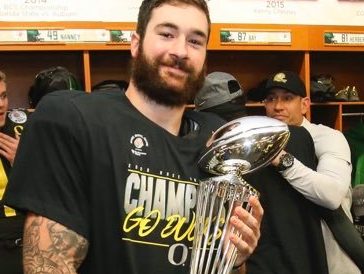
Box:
4;91;90;239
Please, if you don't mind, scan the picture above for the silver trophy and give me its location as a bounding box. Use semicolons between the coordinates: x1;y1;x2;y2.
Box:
190;116;290;274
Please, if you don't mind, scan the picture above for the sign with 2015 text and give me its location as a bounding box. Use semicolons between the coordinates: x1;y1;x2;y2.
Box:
0;0;363;26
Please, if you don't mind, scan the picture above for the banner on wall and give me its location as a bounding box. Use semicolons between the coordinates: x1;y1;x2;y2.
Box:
0;0;363;26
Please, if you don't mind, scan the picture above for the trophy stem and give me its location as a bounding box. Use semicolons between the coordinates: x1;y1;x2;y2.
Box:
211;191;236;274
203;185;228;274
198;184;217;273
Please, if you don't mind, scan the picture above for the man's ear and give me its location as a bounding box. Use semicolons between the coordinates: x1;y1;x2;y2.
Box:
130;32;140;58
301;96;311;115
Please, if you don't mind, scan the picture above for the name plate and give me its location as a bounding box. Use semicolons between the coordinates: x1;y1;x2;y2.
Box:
220;29;291;45
0;30;28;42
324;32;364;46
0;29;135;43
30;29;111;42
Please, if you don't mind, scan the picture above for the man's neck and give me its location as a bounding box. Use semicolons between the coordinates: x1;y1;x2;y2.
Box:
125;85;185;136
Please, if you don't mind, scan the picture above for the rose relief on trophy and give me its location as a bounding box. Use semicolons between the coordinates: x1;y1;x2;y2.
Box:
190;116;290;274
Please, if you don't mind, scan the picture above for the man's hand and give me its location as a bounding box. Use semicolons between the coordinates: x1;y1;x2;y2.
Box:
0;132;19;165
271;150;285;167
229;196;263;272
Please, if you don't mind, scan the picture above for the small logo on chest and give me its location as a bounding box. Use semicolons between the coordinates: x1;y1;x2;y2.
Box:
8;109;28;124
130;134;149;156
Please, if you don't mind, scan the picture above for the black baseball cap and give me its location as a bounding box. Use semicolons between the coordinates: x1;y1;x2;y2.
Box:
264;71;306;98
195;72;244;111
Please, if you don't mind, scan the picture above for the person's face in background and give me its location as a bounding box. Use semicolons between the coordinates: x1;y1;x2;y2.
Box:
264;88;310;126
0;80;9;128
130;3;209;107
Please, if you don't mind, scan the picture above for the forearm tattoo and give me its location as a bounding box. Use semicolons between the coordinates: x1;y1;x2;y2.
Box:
23;216;89;274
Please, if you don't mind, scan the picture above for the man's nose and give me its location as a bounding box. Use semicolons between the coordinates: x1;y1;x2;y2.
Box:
170;37;188;59
273;98;285;109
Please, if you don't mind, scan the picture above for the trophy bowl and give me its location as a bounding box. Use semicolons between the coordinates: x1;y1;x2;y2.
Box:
198;116;290;176
190;116;290;274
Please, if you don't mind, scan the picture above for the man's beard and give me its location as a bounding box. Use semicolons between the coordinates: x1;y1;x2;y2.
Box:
131;48;206;107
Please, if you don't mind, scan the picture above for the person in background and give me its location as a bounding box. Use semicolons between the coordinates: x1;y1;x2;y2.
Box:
261;70;361;274
0;70;30;274
194;71;247;120
195;71;329;274
3;1;263;274
28;66;82;109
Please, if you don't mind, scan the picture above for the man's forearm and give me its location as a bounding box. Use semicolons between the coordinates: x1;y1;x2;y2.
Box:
23;213;88;274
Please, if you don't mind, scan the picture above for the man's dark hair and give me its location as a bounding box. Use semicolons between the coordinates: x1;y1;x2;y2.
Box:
136;0;211;42
28;66;82;108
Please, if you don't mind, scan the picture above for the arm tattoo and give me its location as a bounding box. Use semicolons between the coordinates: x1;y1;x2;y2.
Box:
23;215;89;274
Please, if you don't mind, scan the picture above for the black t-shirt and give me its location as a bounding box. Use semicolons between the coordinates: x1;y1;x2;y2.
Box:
0;108;30;177
245;125;328;274
0;108;30;222
4;90;224;274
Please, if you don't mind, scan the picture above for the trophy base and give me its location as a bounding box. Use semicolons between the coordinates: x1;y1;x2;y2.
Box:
190;174;259;274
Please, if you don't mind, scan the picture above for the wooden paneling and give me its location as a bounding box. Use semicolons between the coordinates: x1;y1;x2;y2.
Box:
0;22;363;131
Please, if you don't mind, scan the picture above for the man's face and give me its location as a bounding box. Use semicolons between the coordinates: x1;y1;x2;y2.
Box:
263;89;310;126
130;3;209;107
0;81;9;127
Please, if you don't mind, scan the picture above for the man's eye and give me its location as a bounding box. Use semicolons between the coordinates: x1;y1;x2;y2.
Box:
283;95;294;102
160;32;173;38
189;39;203;46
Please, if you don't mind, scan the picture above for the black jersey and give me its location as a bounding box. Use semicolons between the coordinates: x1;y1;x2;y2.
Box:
245;126;328;274
4;90;224;274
